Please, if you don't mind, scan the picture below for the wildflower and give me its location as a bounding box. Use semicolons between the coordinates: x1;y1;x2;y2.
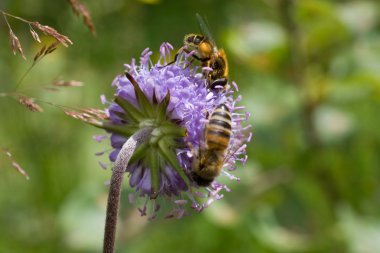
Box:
98;43;251;219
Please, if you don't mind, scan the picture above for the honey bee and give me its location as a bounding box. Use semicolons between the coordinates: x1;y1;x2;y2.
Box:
170;14;229;90
191;104;232;186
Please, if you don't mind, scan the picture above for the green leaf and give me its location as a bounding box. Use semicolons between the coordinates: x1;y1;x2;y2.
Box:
129;141;150;165
156;89;170;122
125;72;154;117
114;96;144;123
160;122;187;137
99;122;137;137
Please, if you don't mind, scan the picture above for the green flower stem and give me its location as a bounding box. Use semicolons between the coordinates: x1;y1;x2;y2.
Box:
148;148;160;198
103;127;153;253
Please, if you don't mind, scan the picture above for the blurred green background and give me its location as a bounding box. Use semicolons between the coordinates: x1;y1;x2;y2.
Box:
1;0;380;252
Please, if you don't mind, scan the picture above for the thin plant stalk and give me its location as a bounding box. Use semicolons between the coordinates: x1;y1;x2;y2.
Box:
103;127;153;253
278;0;320;147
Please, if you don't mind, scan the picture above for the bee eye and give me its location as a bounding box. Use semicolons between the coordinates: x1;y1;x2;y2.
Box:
186;37;193;43
194;37;202;44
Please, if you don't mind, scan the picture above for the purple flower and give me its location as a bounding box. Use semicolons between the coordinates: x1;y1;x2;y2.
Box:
98;43;251;219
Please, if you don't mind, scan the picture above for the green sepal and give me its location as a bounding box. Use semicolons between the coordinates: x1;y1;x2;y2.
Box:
156;89;171;122
114;96;144;123
147;124;186;148
100;122;138;137
139;119;156;128
149;128;162;147
147;148;160;199
159;137;179;150
160;122;187;137
129;141;150;165
158;139;190;187
125;72;154;117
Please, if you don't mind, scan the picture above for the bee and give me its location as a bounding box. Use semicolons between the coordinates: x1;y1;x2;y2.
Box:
191;104;232;186
170;14;229;90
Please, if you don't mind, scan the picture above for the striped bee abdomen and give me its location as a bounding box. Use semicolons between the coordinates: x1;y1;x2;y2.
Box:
206;104;232;151
192;104;232;187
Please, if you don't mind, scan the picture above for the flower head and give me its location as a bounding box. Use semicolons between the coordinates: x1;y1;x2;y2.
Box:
98;43;251;219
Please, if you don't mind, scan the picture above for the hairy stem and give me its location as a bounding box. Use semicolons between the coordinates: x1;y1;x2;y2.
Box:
103;127;153;253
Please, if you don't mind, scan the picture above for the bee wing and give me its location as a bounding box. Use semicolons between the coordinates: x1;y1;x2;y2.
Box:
196;13;217;49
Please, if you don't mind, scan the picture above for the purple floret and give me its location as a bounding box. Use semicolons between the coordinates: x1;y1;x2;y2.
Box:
98;43;251;219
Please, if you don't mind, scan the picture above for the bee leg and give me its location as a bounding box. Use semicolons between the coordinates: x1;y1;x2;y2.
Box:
160;52;179;67
182;48;210;63
159;47;184;68
183;58;195;69
187;141;199;160
168;53;179;66
187;141;194;152
191;54;210;63
181;50;208;69
209;78;228;90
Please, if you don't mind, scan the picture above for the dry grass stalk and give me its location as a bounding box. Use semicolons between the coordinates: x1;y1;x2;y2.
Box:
31;22;73;47
13;41;60;91
29;25;41;43
18;95;43;112
33;45;47;62
67;0;96;35
64;108;108;125
53;80;83;87
43;87;60;92
44;41;60;55
9;29;26;60
2;148;30;180
82;108;109;120
1;10;73;60
32;41;59;63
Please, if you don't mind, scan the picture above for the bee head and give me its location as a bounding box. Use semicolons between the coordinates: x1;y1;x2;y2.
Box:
184;34;204;47
191;171;213;187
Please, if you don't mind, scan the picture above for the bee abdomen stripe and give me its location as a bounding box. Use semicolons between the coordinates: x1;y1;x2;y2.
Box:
209;119;231;130
207;139;229;149
207;129;231;139
211;112;231;120
208;124;231;133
